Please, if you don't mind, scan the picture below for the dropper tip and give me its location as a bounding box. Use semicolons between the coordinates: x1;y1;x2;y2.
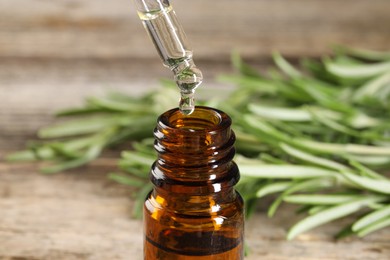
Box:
180;107;195;115
179;91;195;115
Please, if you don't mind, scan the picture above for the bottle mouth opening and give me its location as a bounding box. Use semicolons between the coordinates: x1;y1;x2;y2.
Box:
159;106;231;133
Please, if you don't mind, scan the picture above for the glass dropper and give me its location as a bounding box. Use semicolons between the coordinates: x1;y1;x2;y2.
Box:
133;0;203;115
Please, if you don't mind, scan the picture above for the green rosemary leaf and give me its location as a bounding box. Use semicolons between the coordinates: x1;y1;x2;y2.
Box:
280;143;349;171
335;45;390;61
38;116;123;138
121;151;155;166
297;140;390;156
348;112;380;129
41;158;89;174
356;217;390;237
255;182;291;198
236;178;266;200
331;54;364;66
231;51;262;78
117;164;149;179
348;160;387;180
272;52;302;78
301;58;340;83
342;172;390;194
108;173;147;188
46;143;82;159
239;164;338;179
307;108;360;136
107;117;156;145
217;75;277;94
242;114;291;144
283;194;360;205
308;205;329;215
353;72;390;102
352;205;390;232
287;196;387;240
325;59;390;79
346;155;390;169
132;139;155;155
42;145;102;174
268;178;335;217
258;153;287;164
296;205;313;215
7;144;57;161
6;150;40;161
248;104;312;122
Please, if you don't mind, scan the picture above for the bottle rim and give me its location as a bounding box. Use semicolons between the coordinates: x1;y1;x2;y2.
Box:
157;106;232;134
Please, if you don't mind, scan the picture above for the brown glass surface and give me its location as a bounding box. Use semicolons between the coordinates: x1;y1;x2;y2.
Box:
144;107;244;260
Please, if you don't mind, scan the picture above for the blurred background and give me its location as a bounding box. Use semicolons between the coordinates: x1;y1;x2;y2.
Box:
1;0;390;148
1;0;390;259
0;0;390;146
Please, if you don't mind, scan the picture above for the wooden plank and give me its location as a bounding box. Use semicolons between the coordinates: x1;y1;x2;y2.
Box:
0;162;143;260
1;161;389;259
0;0;389;60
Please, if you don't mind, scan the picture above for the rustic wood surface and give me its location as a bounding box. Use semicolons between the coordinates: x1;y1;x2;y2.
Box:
1;0;390;259
1;0;390;60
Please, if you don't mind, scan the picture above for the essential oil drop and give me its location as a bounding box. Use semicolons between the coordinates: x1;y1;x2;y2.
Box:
178;91;195;115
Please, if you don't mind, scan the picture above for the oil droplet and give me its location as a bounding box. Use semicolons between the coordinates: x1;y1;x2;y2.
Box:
174;61;202;115
179;91;195;115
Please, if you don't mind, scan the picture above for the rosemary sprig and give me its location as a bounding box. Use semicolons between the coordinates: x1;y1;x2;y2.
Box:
7;46;390;239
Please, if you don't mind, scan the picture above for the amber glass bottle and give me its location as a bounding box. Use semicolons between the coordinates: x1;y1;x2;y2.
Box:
144;106;244;260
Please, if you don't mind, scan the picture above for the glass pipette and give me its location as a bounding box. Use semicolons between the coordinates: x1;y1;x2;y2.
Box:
133;0;203;115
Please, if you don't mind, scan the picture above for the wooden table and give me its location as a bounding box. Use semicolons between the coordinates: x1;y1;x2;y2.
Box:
1;0;390;259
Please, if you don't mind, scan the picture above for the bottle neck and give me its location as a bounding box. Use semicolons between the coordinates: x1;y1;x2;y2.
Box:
150;106;240;198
